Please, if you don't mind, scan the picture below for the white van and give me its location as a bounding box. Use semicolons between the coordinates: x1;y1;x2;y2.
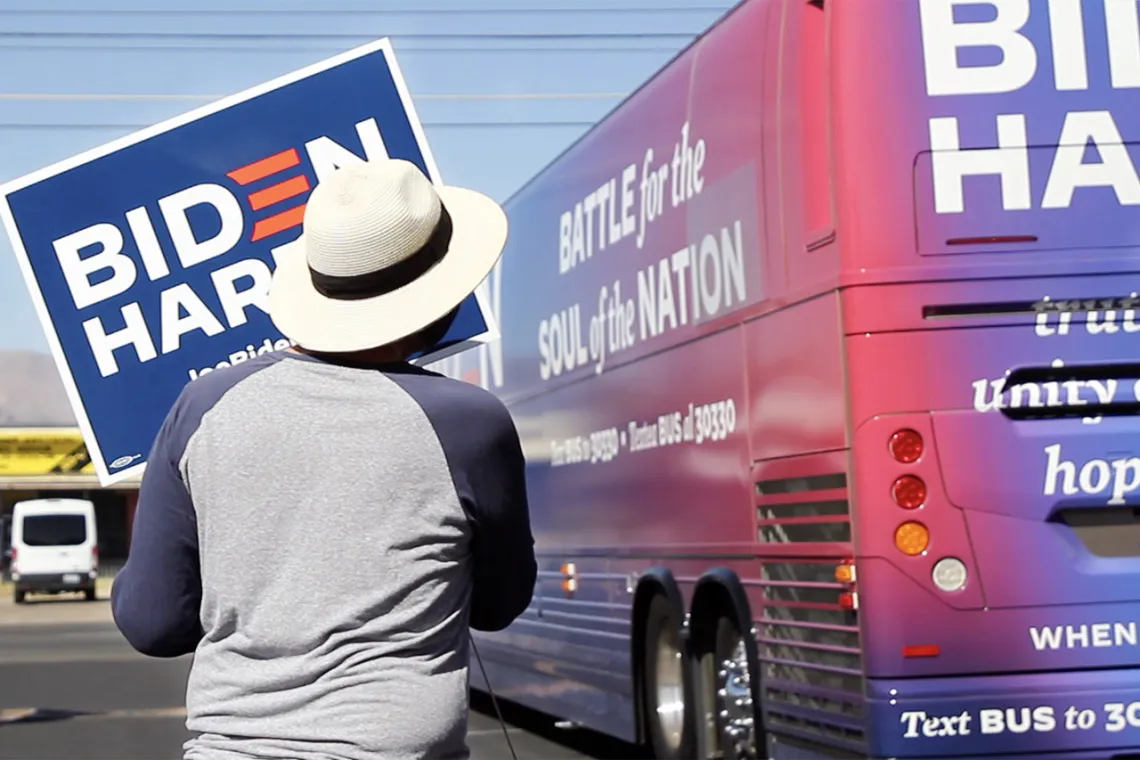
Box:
9;498;98;604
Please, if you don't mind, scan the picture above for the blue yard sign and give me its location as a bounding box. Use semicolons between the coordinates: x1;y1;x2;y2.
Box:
0;39;499;486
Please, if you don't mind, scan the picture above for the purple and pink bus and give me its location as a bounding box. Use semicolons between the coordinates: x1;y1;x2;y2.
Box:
432;0;1140;757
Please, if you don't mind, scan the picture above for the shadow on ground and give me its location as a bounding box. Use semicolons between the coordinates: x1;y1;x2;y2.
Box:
470;691;648;760
0;708;90;725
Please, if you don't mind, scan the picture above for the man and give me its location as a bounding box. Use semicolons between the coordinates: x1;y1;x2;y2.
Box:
111;158;537;760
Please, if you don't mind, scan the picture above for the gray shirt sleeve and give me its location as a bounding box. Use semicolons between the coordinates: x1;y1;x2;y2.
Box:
111;355;281;657
387;368;538;632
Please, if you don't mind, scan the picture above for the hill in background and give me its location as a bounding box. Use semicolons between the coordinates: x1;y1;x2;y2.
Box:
0;350;76;427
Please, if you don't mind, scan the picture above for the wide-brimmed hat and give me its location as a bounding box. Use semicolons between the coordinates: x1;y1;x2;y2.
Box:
268;158;507;353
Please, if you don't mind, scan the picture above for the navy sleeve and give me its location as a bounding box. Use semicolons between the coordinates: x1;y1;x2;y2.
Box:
111;393;204;658
388;370;537;632
463;402;537;632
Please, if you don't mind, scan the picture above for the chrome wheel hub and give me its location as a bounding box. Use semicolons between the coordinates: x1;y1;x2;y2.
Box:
654;627;687;751
717;640;757;760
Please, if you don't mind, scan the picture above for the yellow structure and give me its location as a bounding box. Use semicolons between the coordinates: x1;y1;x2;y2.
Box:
0;428;139;565
0;428;140;489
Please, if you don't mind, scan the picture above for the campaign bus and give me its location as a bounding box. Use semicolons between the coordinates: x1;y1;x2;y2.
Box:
431;0;1140;757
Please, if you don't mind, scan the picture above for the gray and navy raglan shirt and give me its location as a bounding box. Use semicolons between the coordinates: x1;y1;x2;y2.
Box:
110;351;537;760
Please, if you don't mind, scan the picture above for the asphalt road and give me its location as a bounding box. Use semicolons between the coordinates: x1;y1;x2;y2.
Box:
0;592;641;760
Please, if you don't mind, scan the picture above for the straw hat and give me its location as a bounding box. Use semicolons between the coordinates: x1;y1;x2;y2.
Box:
269;158;507;353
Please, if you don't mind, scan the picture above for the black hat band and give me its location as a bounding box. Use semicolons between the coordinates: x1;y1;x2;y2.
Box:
308;203;454;302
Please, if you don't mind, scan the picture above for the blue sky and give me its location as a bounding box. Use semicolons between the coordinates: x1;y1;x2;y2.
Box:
0;0;733;353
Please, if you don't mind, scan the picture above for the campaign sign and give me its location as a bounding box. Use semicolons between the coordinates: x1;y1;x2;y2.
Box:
0;39;499;486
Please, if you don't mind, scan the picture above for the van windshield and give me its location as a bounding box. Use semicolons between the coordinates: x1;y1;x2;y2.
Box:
22;515;87;547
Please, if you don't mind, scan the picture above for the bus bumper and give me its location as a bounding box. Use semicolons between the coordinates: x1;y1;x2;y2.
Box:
866;668;1140;758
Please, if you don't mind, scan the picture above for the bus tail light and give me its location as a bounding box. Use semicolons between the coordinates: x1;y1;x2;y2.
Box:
894;522;929;556
932;557;968;592
560;563;578;596
891;475;926;509
834;561;856;584
838;591;858;611
888;429;923;463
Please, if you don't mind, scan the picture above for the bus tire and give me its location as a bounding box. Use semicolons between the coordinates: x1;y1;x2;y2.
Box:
13;588;25;605
642;593;696;759
711;613;759;760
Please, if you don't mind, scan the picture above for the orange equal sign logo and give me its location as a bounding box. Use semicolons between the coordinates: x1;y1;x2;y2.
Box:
227;148;312;243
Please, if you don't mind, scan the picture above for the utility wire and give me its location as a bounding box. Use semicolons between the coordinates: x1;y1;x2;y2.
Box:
0;121;595;129
0;6;732;14
0;42;679;52
0;92;625;102
0;31;695;41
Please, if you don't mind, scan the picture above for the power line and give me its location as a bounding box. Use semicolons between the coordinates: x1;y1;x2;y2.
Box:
0;43;680;52
0;120;594;129
0;31;693;41
0;6;731;14
0;93;624;104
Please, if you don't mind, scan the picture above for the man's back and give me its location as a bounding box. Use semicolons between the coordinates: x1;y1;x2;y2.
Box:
112;351;536;760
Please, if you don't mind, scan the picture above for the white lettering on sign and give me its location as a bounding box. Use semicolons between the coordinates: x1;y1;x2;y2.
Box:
187;336;294;381
539;121;760;383
918;0;1038;97
900;710;974;738
157;184;245;268
901;708;1055;738
304;117;389;183
1030;621;1139;650
53;223;136;311
970;358;1118;418
918;0;1140;97
1043;444;1140;505
928;114;1031;214
1104;701;1140;733
898;701;1140;739
53;119;385;378
557;121;706;274
1043;111;1140;208
928;111;1140;214
1033;293;1140;337
549;397;739;468
636;223;747;340
979;707;1058;734
918;1;1140;214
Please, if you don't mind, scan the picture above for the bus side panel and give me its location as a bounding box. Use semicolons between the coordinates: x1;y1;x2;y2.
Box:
447;0;790;746
490;0;776;407
472;326;754;740
745;291;848;462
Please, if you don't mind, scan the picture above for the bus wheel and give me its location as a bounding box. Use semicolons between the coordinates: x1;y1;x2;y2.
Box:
643;594;695;759
14;588;26;605
713;615;758;760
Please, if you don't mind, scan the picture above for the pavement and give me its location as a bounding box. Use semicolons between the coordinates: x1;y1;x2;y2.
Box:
0;587;639;760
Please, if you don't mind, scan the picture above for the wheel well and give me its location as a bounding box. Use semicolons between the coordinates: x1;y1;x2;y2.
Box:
630;567;686;746
688;568;764;742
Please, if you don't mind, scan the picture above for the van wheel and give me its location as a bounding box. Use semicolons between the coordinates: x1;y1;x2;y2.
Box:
14;589;26;604
83;587;96;602
643;594;695;759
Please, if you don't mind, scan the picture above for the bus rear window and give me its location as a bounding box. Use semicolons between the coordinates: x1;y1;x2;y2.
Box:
914;139;1140;257
22;515;87;547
